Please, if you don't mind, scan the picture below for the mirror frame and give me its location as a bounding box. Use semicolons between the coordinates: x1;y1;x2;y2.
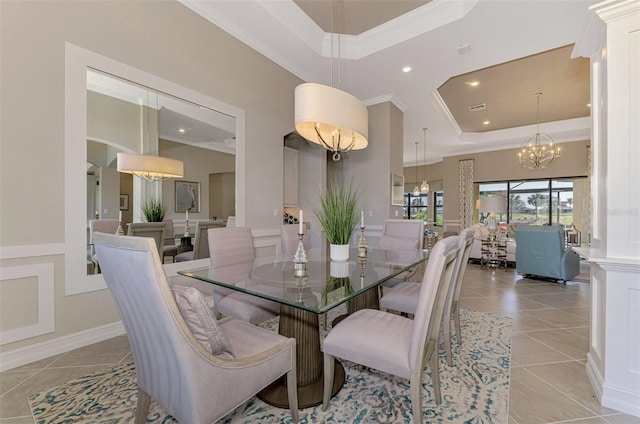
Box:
65;43;246;295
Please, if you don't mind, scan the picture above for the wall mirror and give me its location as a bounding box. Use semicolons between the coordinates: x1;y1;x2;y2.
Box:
66;44;245;294
85;70;238;275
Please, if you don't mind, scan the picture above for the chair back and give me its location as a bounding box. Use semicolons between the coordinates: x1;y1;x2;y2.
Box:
208;226;255;268
226;216;236;227
192;220;225;259
449;227;475;306
163;219;176;246
93;233;204;421
89;219;119;242
127;222;165;257
408;236;459;372
380;219;424;251
281;224;310;260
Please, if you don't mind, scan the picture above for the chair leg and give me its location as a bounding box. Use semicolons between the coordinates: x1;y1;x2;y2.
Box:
322;353;335;411
452;301;462;346
286;368;299;423
443;315;453;367
410;372;423;424
135;386;151;424
427;341;442;405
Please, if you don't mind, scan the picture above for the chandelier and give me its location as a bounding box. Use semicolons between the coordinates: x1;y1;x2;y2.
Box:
413;142;421;196
117;153;184;182
420;128;429;193
518;93;560;169
294;0;368;161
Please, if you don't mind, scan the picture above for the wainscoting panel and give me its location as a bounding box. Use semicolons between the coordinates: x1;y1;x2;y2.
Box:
0;263;55;345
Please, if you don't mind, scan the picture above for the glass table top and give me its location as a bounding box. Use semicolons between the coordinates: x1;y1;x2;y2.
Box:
178;248;428;314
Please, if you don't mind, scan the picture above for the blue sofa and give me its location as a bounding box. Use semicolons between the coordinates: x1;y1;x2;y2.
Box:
515;225;580;282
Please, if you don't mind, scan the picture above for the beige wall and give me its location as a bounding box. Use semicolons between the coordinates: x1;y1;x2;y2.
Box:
159;140;235;223
405;140;590;230
340;101;404;229
0;0;302;355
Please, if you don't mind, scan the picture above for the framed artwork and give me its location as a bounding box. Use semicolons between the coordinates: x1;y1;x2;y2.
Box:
175;181;201;212
391;173;404;206
119;194;129;211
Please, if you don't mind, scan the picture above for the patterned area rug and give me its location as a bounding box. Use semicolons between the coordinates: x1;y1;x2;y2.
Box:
29;308;511;423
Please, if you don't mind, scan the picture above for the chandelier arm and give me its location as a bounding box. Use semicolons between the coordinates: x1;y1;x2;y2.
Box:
314;127;334;151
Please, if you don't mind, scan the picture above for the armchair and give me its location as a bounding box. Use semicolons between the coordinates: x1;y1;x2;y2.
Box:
515;225;580;282
93;232;298;424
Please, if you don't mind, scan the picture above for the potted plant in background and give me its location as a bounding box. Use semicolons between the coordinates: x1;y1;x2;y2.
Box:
315;179;360;261
141;197;167;222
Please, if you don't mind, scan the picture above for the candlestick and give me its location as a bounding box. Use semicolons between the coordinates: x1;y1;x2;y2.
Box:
358;225;368;258
293;233;308;277
299;209;303;234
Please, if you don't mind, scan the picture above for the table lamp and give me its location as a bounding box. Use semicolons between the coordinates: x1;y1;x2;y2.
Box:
479;196;507;239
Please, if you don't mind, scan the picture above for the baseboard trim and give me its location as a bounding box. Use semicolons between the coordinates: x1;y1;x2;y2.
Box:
586;353;604;401
0;321;125;372
602;382;640;418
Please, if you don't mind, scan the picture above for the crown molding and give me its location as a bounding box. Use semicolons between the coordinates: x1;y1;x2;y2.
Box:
328;0;480;60
364;94;406;112
178;0;315;82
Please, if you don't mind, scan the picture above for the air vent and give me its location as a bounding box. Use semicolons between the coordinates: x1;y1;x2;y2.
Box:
469;103;486;112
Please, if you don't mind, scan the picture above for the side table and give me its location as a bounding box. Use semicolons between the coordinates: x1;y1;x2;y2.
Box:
480;238;507;270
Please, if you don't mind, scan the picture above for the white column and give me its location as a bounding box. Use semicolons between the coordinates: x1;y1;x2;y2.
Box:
575;0;640;417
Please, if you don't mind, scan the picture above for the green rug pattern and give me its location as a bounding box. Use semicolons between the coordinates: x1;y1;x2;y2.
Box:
29;308;511;423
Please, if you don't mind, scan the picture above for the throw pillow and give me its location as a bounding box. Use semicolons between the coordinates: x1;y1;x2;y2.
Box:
171;284;234;359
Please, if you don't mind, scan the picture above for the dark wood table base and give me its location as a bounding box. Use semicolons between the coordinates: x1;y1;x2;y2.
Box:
257;303;345;408
257;361;344;409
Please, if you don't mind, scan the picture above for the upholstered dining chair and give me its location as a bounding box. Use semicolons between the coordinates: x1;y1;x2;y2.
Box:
88;219;119;273
322;237;459;422
208;226;280;324
162;219;178;263
280;224;311;261
162;218;178;262
93;232;298;424
378;219;425;288
380;228;474;366
175;220;221;262
127;222;165;258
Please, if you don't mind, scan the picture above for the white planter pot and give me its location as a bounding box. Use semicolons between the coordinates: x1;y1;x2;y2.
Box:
330;260;350;278
330;244;349;262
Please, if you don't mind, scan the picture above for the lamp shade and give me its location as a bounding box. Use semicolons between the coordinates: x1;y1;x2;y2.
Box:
294;83;368;152
117;153;184;181
479;196;507;213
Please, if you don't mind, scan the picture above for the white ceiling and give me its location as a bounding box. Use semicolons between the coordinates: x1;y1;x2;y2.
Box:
179;0;595;166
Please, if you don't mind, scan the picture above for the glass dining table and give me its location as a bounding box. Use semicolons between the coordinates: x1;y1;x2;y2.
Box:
178;247;428;409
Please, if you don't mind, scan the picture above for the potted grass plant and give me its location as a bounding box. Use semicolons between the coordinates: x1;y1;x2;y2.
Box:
141;197;167;222
314;179;360;261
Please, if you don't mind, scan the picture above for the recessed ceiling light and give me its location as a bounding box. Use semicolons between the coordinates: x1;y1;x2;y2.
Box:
178;128;186;133
402;66;412;73
466;81;479;87
483;121;490;125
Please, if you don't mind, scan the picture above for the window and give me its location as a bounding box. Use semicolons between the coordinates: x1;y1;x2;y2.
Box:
477;177;586;227
403;192;428;220
433;191;443;226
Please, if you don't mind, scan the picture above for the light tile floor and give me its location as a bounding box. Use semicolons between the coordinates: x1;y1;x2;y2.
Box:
1;262;639;423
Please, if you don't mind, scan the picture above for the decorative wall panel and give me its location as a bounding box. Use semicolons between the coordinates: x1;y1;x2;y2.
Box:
458;159;474;229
